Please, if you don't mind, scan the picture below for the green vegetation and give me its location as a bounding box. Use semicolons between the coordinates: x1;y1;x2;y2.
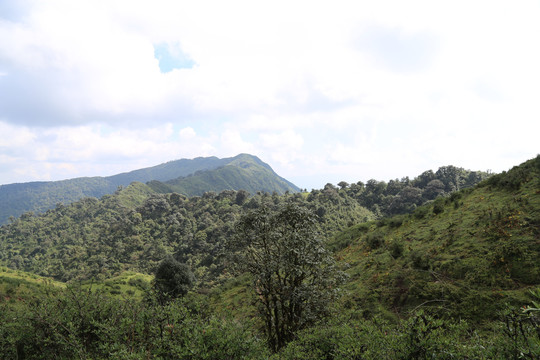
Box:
0;155;538;358
0;176;374;285
333;156;540;323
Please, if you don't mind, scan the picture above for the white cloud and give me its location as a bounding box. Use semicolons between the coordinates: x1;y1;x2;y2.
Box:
220;130;256;156
179;127;196;139
0;1;539;188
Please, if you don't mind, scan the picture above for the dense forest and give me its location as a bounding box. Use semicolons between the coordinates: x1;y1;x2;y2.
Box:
0;163;487;285
1;156;539;359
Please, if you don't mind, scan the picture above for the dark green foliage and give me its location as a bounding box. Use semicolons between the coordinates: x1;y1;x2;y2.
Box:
389;239;404;258
499;306;540;359
154;256;195;300
2;283;539;359
409;250;430;270
338;165;489;218
231;203;347;352
484;156;539;191
0;182;373;286
275;310;533;359
413;205;430;219
432;198;445;214
387;214;406;228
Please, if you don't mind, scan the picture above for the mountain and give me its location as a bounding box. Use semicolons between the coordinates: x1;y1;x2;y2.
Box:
0;154;299;224
147;153;300;196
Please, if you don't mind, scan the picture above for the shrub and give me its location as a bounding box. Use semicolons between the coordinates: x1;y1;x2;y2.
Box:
366;232;385;250
413;205;429;219
389;239;404;259
433;198;445;215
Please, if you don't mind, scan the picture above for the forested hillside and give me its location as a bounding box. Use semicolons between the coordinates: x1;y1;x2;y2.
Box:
0;162;488;285
0;182;372;285
0;154;299;224
2;157;537;359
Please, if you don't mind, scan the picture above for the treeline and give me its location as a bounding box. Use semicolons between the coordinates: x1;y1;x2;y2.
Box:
329;165;490;218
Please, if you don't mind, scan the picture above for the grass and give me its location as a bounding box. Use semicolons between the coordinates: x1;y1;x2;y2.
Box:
0;267;153;303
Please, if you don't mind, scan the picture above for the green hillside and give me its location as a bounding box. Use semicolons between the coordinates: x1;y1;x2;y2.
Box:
333;155;540;321
0;154;299;224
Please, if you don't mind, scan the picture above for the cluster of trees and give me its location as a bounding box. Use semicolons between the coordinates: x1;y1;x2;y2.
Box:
1;156;539;357
328;165;490;217
0;184;371;286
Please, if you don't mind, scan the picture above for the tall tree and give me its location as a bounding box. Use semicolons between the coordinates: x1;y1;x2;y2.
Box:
231;202;346;352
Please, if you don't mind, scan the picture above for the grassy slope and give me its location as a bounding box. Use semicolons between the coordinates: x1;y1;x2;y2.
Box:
0;267;152;302
0;266;66;303
334;156;540;322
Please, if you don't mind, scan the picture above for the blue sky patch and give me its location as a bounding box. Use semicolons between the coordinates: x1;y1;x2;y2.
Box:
153;42;195;73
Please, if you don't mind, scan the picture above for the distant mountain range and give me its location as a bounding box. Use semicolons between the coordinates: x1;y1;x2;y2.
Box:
0;154;300;224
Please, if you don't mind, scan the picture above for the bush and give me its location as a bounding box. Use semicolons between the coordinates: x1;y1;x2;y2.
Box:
389;239;404;258
366;232;385;250
413;206;429;219
433;198;445;215
0;287;269;359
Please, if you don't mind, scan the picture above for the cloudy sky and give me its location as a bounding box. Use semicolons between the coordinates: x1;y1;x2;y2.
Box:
1;0;539;190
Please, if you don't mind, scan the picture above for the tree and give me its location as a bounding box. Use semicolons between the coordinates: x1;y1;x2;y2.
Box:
153;256;195;301
231;202;347;352
337;181;349;190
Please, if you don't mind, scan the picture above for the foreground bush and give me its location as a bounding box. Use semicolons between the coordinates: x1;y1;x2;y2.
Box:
0;286;268;359
1;286;538;359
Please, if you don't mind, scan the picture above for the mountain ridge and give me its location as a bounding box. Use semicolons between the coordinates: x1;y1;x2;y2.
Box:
0;154;299;224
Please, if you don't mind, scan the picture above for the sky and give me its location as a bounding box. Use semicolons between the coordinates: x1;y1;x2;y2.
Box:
1;0;539;190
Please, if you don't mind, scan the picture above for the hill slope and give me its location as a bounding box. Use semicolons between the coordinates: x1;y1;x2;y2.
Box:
0;154;299;224
333;155;540;321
